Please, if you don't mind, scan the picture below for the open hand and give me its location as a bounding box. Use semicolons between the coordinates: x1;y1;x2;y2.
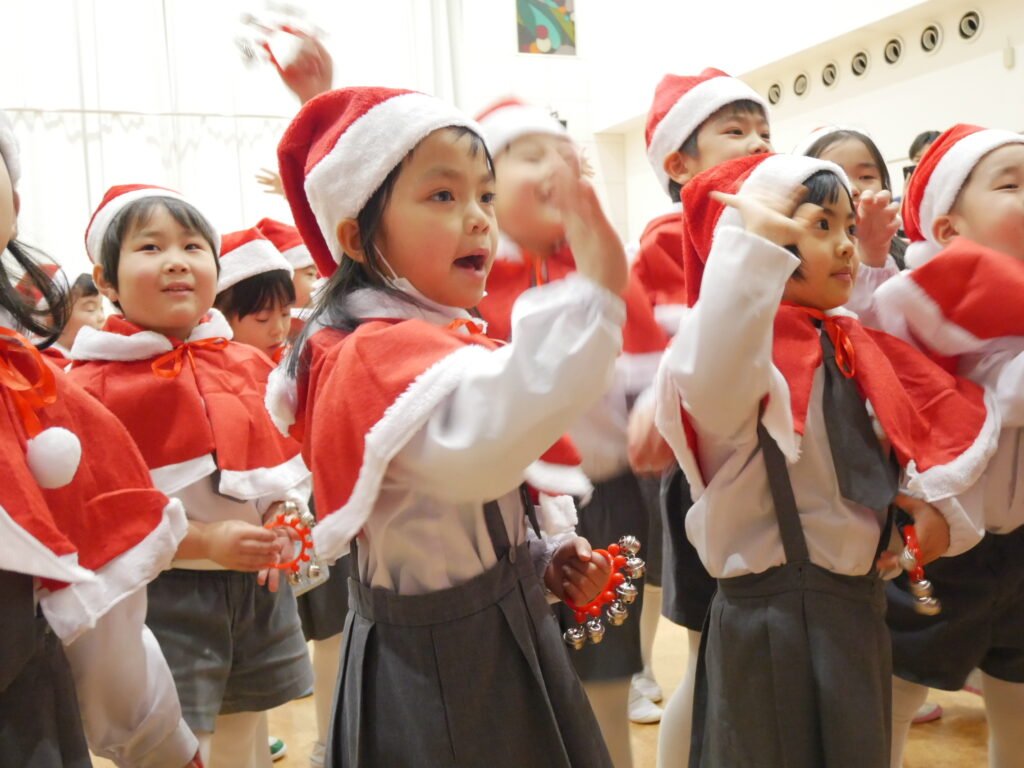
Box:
710;184;813;249
544;536;612;605
269;28;333;104
855;189;901;268
256;167;284;196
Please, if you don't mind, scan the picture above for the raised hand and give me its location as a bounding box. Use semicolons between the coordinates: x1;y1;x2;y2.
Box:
855;189;901;268
255;167;284;196
268;28;333;104
710;184;813;249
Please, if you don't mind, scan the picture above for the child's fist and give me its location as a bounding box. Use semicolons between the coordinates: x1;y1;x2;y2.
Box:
855;189;901;268
544;536;611;605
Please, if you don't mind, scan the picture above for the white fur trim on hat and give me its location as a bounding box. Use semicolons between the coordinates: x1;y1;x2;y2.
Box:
0;111;21;188
908;129;1024;269
305;92;479;265
217;238;294;293
281;244;315;269
478;103;567;155
717;155;850;234
86;188;190;263
26;427;82;489
648;77;767;194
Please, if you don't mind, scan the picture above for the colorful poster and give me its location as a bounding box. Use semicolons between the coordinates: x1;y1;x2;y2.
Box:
517;0;575;55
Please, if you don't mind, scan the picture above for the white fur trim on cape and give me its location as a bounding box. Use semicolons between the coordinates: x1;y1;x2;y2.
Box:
478;102;567;156
70;309;234;362
40;498;188;643
266;364;298;436
653;303;687;336
26;427;82;489
312;344;493;561
912;129;1024;268
535;493;578;537
219;452;310;501
523;459;593;502
217;238;294;293
305;92;479;264
616;351;663;397
150;454;218;495
0;503;94;583
648;76;767;194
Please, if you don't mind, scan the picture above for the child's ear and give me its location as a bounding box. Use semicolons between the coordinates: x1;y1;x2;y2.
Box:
336;219;365;263
92;263;118;304
932;214;960;246
664;150;697;187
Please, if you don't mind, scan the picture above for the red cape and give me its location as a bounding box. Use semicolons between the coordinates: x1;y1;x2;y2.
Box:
632;210;687;310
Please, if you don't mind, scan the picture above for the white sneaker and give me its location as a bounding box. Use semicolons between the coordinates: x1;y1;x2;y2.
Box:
632;671;663;703
628;684;663;724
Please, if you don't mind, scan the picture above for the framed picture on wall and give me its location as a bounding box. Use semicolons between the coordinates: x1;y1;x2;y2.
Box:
517;0;575;55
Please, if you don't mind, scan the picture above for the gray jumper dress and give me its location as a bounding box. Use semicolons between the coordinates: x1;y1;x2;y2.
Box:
688;424;893;768
327;499;613;767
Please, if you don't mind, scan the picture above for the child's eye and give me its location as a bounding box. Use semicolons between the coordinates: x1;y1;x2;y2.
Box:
431;190;454;202
185;243;205;250
138;243;159;252
996;183;1019;191
481;192;496;204
761;133;771;141
815;219;830;231
725;128;743;136
848;225;858;237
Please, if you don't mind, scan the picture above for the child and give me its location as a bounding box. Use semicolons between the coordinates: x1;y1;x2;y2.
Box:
0;110;199;767
214;227;295;361
796;126;906;310
630;67;770;757
861;124;1024;768
272;86;626;766
69;184;314;768
49;273;105;362
215;225;343;768
654;153;997;767
474;96;667;765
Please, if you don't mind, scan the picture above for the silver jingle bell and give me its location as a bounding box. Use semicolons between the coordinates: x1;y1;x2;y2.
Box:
624;556;646;580
914;595;942;616
563;625;587;651
616;581;639;605
606;600;629;627
617;535;641;557
307;562;323;580
287;570;302;587
300;510;317;529
909;578;933;599
898;546;918;572
586;617;606;644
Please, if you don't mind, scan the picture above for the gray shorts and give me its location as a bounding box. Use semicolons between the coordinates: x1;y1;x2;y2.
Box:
146;569;314;732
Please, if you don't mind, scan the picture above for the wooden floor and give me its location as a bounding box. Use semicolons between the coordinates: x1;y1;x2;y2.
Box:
95;616;990;767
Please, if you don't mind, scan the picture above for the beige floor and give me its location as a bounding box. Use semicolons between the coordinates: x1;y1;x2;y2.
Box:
95;616;989;767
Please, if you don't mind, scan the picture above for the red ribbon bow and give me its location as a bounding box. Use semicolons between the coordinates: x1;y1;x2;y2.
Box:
446;318;488;337
0;327;58;438
151;337;230;379
788;305;857;378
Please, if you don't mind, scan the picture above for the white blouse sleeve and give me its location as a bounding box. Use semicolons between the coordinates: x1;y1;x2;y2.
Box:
844;256;900;330
63;588;197;768
660;226;799;445
960;349;1024;428
388;274;625;503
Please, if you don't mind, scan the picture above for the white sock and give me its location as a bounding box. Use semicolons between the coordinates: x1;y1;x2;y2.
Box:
638;585;662;681
209;710;271;768
982;672;1024;768
311;632;344;768
656;628;701;768
890;676;928;768
583;678;634;768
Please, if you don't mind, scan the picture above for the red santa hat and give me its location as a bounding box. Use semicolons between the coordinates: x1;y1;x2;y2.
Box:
681;152;850;305
902;124;1024;268
0;110;21;188
256;217;316;270
646;68;768;195
217;227;294;293
85;184;221;263
278;87;479;277
474;97;567;156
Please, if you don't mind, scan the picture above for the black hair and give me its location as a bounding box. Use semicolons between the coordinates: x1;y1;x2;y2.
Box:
214;269;296;320
98;197;219;297
908;130;940;161
287;126;494;376
804;129;893;193
668;99;769;203
785;169;854;279
1;240;70;345
69;273;99;303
